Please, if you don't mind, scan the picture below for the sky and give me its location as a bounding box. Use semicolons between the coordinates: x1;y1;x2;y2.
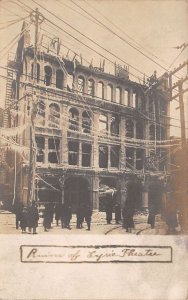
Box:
0;0;188;136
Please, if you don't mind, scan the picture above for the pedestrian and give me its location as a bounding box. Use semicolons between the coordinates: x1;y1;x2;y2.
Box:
14;201;23;229
55;202;61;226
43;203;52;231
105;192;113;224
64;202;72;230
27;201;39;234
147;178;162;229
115;201;121;224
76;203;84;229
49;202;54;229
83;203;92;231
166;200;178;234
20;206;28;233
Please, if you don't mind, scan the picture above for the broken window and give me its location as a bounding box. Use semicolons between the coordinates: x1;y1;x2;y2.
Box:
37;100;45;126
31;63;40;82
110;114;119;136
48;138;60;164
99;114;108;134
99;145;108;168
98;82;104;99
116;87;121;103
88;79;95;97
149;125;155;140
126;119;134;138
124;90;129;106
78;76;85;94
82;143;91;167
68;141;79;165
56;69;64;89
36;136;45;163
49;103;60;128
107;84;113;101
136;122;144;139
126;148;134;169
110;145;119;168
82;111;91;133
69;107;79;131
136;149;144;170
44;65;52;86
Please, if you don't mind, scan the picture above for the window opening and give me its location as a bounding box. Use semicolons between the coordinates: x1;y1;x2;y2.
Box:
136;149;144;170
124;90;129;106
82;143;91;167
110;114;119;136
126;148;134;169
69;108;79;131
78;76;85;94
82;111;91;133
48;138;60;164
98;82;104;99
68;141;79;165
110;145;119;168
99;145;108;168
107;84;113;101
88;79;95;97
44;66;52;86
36;136;45;163
126;120;134;138
56;69;64;89
116;87;121;103
49;103;60;128
136;122;144;139
99;114;108;134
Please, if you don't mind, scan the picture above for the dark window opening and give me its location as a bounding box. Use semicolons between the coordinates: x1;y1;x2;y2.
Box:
99;114;108;134
88;79;95;97
49;103;60;128
99;145;108;168
82;111;91;133
110;114;119;136
82;143;91;167
110;145;119;168
126;148;134;169
78;76;85;94
48;138;60;164
56;69;64;89
136;149;144;170
126;120;134;138
44;66;52;86
136;122;144;139
69;108;79;131
68;141;79;165
31;63;40;82
98;82;104;99
149;125;155;140
36;136;45;163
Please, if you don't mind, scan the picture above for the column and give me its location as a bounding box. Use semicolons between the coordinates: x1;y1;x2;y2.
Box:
78;142;82;167
92;175;99;210
44;137;48;164
129;88;133;107
93;111;99;168
61;104;68;165
108;145;111;169
120;115;126;170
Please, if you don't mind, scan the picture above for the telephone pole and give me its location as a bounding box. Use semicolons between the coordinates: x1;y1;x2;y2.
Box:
169;60;188;232
27;8;44;204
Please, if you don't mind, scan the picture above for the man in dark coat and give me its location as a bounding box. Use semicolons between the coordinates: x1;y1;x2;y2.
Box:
28;202;39;234
147;178;162;229
115;202;121;224
64;202;72;230
14;201;23;229
105;192;113;224
83;203;92;231
76;203;84;229
55;203;62;226
43;203;53;231
20;206;28;233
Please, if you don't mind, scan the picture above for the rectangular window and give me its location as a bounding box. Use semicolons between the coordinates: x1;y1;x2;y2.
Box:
68;141;79;165
48;138;60;164
136;149;144;170
110;145;119;168
36;136;45;163
132;93;136;108
82;143;91;167
99;145;108;168
99;114;108;134
126;148;134;170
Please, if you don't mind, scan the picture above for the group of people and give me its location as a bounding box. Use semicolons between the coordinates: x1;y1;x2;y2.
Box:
14;201;39;234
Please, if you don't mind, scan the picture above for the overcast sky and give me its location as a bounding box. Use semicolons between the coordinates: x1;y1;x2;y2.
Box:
0;0;188;136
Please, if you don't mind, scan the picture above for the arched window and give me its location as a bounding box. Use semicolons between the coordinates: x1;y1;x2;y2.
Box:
82;111;91;133
99;114;108;134
37;100;45;126
31;63;40;82
136;122;144;139
98;82;104;99
49;103;60;128
149;125;155;140
132;93;137;108
126;120;134;138
124;90;129;106
69;107;79;131
107;84;113;101
88;79;95;97
116;87;121;103
78;76;85;94
56;69;64;89
110;114;119;136
44;65;52;86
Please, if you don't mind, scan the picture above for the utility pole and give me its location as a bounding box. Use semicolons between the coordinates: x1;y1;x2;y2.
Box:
27;8;44;204
169;61;188;232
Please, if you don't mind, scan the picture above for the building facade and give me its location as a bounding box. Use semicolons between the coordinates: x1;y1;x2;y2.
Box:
4;22;170;212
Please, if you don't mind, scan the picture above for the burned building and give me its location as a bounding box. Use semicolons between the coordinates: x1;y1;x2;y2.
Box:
4;21;170;212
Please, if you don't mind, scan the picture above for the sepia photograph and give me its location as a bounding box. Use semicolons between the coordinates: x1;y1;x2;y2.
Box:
0;0;188;299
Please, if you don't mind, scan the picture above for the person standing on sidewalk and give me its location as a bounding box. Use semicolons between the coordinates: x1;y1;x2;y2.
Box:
43;203;52;232
147;178;162;229
14;201;23;229
64;202;72;230
105;192;113;224
83;203;92;231
76;203;84;229
28;201;39;234
20;206;28;233
55;202;62;226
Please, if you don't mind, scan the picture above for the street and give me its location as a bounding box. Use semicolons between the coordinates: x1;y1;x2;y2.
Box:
0;209;168;235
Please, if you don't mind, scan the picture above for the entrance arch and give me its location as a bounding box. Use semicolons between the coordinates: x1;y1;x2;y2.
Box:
64;177;90;213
